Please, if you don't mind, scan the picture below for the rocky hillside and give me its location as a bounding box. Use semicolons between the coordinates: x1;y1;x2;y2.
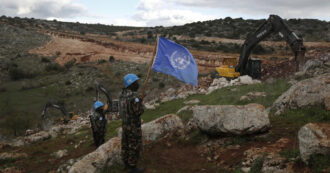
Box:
154;17;330;41
0;15;329;173
0;22;182;139
0;56;329;173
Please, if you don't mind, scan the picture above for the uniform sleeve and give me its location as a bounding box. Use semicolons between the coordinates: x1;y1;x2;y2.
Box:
127;93;144;116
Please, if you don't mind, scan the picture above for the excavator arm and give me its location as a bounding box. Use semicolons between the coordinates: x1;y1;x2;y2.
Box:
41;101;71;123
95;81;119;112
235;15;306;77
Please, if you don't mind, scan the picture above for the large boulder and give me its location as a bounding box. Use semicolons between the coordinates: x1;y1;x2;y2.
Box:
272;73;330;115
118;114;184;142
298;123;330;163
69;137;122;173
193;104;270;135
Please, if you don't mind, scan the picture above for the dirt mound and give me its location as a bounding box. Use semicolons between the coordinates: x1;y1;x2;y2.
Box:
29;36;152;65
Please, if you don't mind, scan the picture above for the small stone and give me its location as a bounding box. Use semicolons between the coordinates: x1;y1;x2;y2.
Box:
207;157;212;161
52;149;68;159
241;167;251;173
184;99;200;105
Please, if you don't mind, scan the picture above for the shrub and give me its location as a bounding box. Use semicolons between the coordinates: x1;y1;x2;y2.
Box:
0;86;7;92
158;82;165;89
250;156;265;173
147;31;153;39
40;57;51;63
115;72;121;77
1;113;35;137
308;153;330;172
140;38;146;44
64;59;76;69
9;67;36;80
45;63;63;72
109;56;115;62
97;59;107;64
152;77;159;82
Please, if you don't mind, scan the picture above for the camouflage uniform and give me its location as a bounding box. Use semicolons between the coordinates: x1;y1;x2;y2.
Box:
89;111;107;147
119;89;144;168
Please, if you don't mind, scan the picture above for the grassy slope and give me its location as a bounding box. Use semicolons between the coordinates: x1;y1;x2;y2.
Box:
1;79;330;172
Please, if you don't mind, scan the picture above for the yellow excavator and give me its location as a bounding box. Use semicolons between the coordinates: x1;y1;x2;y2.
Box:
216;14;305;79
41;102;79;124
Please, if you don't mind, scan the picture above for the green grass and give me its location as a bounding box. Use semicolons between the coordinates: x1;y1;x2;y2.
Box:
270;105;330;136
141;99;186;122
140;78;290;124
279;149;300;159
250;155;266;173
188;79;290;107
308;154;330;173
177;110;193;124
105;120;122;140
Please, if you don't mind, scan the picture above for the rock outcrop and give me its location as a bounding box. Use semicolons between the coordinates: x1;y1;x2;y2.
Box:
24;131;51;144
1;115;90;147
298;123;330;163
118;114;184;142
240;92;266;101
272;73;330;115
207;76;261;94
0;152;28;161
70;114;184;172
193;104;270;135
303;59;323;72
69;137;122;173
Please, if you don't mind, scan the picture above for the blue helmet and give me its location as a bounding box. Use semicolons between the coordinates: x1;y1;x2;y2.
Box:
124;74;139;87
94;101;104;110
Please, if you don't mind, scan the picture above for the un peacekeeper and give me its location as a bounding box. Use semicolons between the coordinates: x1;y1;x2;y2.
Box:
90;101;107;147
119;74;144;173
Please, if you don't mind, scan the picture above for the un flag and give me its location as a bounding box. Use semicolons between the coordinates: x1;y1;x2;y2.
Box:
152;37;198;86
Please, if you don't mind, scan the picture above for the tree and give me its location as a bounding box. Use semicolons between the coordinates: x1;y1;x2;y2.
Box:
147;31;153;39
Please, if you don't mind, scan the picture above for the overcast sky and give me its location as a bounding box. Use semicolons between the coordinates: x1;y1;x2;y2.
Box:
0;0;329;26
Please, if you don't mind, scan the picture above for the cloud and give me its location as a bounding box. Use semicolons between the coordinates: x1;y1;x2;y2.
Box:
169;0;330;20
0;0;88;19
118;0;216;26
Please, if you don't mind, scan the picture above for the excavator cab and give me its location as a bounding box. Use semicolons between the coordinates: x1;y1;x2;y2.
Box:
216;58;240;79
246;58;262;79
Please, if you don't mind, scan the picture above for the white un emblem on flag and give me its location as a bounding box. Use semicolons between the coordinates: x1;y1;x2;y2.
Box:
170;51;191;70
152;37;198;86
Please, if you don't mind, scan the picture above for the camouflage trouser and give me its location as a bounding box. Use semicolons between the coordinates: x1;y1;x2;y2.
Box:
121;126;142;167
90;116;107;147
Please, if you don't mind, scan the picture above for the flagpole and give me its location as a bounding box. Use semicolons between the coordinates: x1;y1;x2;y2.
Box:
141;36;158;100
